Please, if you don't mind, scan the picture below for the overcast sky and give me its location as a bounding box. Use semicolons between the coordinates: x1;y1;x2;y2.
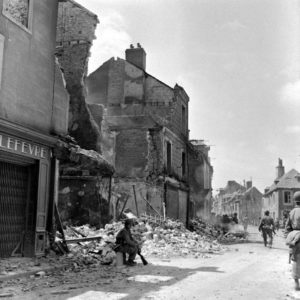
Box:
76;0;300;193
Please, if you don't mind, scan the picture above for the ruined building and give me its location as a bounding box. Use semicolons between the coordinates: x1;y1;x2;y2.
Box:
0;0;114;258
84;44;213;224
55;0;114;228
212;180;262;225
0;0;69;257
188;140;213;222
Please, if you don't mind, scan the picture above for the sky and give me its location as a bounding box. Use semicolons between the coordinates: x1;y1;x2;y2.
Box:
76;0;300;193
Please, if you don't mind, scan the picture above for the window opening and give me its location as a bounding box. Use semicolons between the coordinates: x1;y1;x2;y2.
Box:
3;0;30;28
284;191;291;204
166;141;172;174
182;152;186;177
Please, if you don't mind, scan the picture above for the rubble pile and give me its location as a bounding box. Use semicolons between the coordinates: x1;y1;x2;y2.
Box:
189;218;222;238
56;217;226;265
189;218;248;244
217;229;248;244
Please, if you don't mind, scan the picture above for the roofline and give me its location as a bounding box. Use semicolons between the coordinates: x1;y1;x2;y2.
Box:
59;0;99;22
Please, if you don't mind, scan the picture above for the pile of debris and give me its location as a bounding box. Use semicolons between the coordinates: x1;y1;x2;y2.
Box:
217;229;248;244
55;216;227;266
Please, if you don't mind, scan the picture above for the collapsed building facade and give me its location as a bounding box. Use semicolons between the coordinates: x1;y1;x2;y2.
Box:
55;0;114;228
188;140;213;222
84;45;213;224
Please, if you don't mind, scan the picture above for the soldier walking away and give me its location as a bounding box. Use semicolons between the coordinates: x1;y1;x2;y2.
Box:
285;192;300;291
114;219;139;266
258;210;275;248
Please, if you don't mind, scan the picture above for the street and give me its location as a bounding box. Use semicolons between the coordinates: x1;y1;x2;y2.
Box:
1;226;299;300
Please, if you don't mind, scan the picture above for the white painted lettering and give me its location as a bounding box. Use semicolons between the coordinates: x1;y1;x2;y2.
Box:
41;148;47;159
21;142;27;153
0;135;4;147
35;146;41;157
7;137;14;149
14;139;21;151
28;144;34;155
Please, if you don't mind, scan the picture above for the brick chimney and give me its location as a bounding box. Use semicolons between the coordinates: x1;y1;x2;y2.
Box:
275;158;285;183
125;43;146;70
246;180;252;190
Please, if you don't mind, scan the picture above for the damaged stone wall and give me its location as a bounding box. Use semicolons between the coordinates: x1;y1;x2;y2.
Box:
3;0;29;27
56;0;101;152
115;128;148;178
56;1;115;227
58;176;111;228
113;179;164;218
188;142;213;221
84;50;191;221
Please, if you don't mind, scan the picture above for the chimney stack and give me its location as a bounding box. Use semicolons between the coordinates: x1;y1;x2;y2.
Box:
276;158;285;181
125;43;146;70
246;180;252;190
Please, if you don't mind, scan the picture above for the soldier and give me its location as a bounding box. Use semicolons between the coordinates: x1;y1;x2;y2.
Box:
114;219;139;266
258;210;275;247
285;192;300;291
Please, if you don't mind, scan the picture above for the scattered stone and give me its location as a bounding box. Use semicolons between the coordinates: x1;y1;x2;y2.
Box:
0;293;14;298
50;290;69;295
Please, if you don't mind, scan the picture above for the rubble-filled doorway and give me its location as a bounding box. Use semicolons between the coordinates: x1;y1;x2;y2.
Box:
0;158;37;257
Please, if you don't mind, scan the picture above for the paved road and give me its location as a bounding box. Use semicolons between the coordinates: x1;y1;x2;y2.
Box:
2;226;299;300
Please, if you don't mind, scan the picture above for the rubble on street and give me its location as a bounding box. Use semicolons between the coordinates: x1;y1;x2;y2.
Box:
55;216;228;266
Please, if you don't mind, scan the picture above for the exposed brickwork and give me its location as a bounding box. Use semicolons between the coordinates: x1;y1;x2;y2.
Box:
115;129;148;178
107;58;125;105
84;47;211;222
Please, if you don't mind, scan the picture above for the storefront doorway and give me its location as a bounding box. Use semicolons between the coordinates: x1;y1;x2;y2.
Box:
0;157;38;257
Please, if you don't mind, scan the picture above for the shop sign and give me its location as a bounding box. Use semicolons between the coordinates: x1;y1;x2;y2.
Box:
0;133;49;159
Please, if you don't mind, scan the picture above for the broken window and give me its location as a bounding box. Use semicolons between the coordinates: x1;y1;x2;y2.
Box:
166;141;172;174
3;0;30;28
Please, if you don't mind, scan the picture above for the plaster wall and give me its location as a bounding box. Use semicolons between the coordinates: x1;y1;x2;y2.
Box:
0;0;68;135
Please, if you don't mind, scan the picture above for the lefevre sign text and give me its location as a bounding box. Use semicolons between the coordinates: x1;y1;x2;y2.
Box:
0;133;48;159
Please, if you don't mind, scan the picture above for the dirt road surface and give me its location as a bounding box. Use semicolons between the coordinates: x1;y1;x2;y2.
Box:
1;226;299;300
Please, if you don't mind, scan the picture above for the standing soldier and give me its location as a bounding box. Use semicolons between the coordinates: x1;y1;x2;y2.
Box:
285;192;300;291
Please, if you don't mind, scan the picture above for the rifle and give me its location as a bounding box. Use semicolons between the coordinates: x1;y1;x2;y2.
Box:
138;248;148;265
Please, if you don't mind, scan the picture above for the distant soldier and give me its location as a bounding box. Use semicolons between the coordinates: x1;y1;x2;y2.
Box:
258;210;275;247
232;213;238;224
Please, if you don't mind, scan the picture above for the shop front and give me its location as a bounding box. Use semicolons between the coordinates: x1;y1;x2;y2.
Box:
0;122;56;257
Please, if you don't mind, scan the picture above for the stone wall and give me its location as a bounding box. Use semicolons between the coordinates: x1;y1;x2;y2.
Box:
58;176;111;228
3;0;29;27
56;0;100;152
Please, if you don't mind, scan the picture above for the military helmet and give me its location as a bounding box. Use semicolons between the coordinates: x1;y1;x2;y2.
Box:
293;191;300;203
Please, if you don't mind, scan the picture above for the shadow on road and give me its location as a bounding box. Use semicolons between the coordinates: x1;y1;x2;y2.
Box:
65;262;225;300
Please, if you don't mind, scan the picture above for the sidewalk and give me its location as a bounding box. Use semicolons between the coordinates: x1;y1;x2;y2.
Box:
0;256;70;282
